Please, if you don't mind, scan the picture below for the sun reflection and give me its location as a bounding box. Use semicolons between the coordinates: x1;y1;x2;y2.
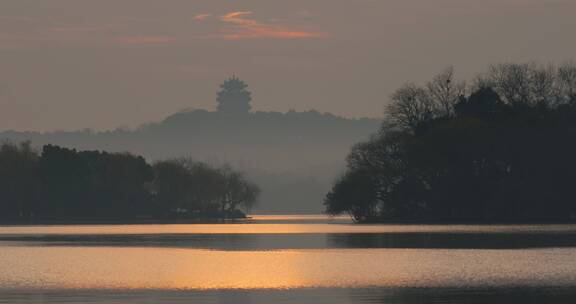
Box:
0;247;326;290
2;246;576;290
2;221;576;235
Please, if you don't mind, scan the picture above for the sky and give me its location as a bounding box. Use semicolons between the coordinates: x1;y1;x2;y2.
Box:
1;0;576;131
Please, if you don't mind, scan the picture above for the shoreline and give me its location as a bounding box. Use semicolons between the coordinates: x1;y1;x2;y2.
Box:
3;216;576;226
0;217;252;226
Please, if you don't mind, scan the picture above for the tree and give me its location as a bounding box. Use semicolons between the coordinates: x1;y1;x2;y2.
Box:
558;62;576;105
485;63;533;106
38;145;154;219
454;87;508;120
479;63;560;107
388;68;466;132
326;129;414;222
151;158;259;218
0;141;39;220
426;67;466;117
216;76;252;114
387;83;434;132
219;165;260;216
152;160;196;217
327;63;576;223
0;142;260;222
325;169;379;222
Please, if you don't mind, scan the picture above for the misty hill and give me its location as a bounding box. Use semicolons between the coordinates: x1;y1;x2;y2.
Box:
1;109;380;213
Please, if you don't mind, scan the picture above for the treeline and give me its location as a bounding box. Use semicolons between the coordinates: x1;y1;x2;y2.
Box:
326;62;576;223
0;142;259;222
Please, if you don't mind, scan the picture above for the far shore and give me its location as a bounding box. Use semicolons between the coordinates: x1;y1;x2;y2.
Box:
4;216;576;226
353;219;576;225
0;216;254;226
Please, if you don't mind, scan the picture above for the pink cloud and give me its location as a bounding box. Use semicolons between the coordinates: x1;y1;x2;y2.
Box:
220;11;327;40
114;35;177;45
193;14;212;22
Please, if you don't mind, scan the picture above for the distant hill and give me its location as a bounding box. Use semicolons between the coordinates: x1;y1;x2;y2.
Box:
1;109;380;213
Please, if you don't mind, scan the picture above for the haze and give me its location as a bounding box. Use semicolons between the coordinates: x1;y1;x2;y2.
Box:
1;0;576;131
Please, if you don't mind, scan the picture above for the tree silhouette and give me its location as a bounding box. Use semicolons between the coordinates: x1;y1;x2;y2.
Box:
0;142;259;222
216;76;252;114
454;87;508;120
149;158;260;219
326;62;576;223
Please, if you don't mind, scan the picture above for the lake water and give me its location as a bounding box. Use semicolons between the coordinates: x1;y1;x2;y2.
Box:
1;215;576;303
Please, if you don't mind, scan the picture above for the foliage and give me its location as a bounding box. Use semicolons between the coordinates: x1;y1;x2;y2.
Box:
326;62;576;223
152;158;260;218
0;144;259;222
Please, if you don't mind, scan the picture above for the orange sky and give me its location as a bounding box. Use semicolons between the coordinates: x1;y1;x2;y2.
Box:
1;0;575;131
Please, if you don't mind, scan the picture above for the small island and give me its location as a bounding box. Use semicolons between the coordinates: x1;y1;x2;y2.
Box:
0;141;259;224
325;63;576;223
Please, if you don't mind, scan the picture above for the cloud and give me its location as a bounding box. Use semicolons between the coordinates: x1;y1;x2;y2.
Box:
193;14;212;22
0;11;326;48
114;36;177;45
220;11;327;40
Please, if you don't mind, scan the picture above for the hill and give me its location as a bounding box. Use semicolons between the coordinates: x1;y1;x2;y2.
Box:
1;109;380;213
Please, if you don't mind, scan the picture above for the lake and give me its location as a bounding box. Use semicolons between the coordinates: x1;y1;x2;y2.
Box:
1;215;576;303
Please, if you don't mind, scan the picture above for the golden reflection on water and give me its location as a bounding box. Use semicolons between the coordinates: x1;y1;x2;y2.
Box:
2;222;576;235
1;246;576;290
3;217;576;291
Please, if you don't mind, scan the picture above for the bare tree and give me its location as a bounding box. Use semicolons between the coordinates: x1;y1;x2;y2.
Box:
219;165;260;214
487;63;533;105
426;67;466;117
558;62;576;105
530;63;558;106
387;83;434;132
